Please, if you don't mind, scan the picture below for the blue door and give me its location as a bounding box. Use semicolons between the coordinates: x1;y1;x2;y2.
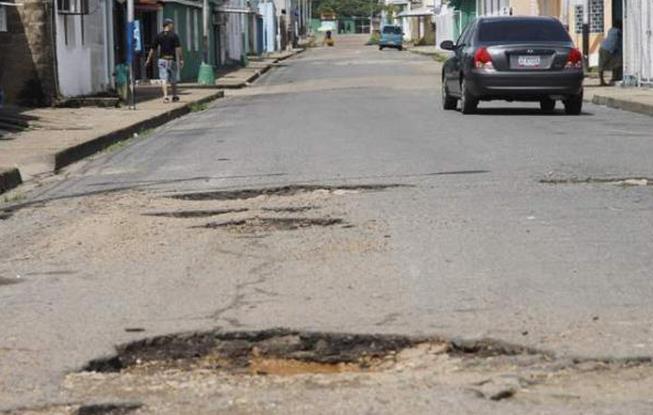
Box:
256;17;264;55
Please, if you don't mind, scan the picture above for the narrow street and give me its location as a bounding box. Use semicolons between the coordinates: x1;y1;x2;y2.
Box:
1;35;653;413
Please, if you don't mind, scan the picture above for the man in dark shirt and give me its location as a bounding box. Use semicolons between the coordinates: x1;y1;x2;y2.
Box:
145;18;184;102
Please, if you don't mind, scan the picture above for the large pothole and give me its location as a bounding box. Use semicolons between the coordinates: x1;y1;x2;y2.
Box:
84;329;429;376
62;329;653;414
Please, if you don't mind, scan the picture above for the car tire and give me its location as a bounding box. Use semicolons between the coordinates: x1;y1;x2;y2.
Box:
398;45;403;51
460;79;478;114
379;45;384;50
564;92;583;115
540;98;556;113
442;81;457;110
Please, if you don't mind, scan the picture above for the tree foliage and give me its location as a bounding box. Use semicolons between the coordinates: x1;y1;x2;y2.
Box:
312;0;383;18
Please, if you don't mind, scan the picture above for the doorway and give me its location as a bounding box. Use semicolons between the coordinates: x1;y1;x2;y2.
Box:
134;7;160;80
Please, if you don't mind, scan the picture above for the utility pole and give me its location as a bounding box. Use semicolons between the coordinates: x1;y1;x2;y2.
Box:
308;0;312;34
127;0;135;109
197;0;215;85
203;0;209;63
582;0;590;69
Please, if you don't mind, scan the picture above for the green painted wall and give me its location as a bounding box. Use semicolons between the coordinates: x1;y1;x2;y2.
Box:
162;3;204;82
310;18;321;33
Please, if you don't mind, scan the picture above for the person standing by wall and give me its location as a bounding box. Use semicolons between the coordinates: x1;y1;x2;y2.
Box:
145;18;184;103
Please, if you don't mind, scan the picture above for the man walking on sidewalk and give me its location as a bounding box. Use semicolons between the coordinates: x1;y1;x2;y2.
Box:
146;18;184;103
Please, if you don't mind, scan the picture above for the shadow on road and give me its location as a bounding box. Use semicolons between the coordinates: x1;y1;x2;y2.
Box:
470;107;594;116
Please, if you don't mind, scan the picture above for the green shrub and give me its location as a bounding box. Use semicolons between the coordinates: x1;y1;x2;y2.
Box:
366;32;380;45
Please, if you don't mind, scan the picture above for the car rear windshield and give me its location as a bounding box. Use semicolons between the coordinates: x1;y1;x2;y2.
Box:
478;19;571;42
383;26;402;35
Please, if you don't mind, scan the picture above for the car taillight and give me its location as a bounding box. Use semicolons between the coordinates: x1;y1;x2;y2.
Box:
565;48;583;69
474;47;494;70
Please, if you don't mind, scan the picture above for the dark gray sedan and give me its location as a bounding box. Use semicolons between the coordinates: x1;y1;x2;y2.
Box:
441;16;584;114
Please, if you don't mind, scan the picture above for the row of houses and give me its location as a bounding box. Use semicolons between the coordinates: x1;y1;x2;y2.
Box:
0;0;309;106
432;0;653;86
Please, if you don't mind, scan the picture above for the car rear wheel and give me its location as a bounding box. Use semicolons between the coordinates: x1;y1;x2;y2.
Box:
564;92;583;115
540;98;556;113
379;45;384;50
442;81;457;110
398;45;403;51
460;79;478;114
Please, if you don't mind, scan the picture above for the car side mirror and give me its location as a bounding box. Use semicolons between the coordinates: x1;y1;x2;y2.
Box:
440;40;455;51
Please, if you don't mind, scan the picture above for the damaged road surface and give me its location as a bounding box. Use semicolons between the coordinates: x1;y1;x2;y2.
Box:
2;36;653;413
12;329;653;414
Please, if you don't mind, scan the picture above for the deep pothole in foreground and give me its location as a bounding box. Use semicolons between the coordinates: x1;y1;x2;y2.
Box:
84;328;543;377
72;329;653;409
85;329;426;376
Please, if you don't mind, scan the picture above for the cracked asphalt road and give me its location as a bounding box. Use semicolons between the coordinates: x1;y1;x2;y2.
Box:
1;35;653;412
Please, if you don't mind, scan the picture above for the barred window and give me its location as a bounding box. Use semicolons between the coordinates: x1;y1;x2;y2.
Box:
574;5;583;34
589;0;604;33
575;1;604;34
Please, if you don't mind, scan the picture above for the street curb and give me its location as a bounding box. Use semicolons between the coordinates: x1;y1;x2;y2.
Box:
53;90;225;172
276;49;305;62
215;49;303;89
591;94;653;117
407;48;450;62
0;168;22;195
216;70;264;89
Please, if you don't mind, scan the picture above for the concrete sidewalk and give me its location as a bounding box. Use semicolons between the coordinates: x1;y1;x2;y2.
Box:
0;87;224;194
585;83;653;117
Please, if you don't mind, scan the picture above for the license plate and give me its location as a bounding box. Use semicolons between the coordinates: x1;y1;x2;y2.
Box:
518;55;541;67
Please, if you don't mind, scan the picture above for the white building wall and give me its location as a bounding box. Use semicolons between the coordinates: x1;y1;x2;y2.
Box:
434;4;457;43
623;0;653;85
55;0;112;97
258;2;277;52
225;0;244;62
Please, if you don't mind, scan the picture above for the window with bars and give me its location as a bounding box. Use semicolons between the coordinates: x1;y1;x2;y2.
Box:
589;0;604;33
574;1;604;34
